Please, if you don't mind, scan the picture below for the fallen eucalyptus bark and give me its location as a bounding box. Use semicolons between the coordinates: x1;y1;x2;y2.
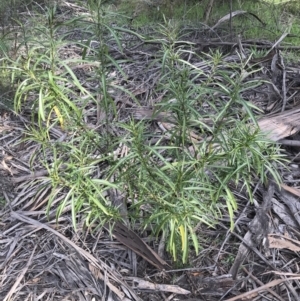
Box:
127;277;190;294
229;183;274;279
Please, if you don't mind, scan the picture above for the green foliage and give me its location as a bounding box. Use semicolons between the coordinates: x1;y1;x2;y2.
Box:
105;18;287;263
0;0;288;264
1;6;91;128
115;0;300;46
0;3;125;227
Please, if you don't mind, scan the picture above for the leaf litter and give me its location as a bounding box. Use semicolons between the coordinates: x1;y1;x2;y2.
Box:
1;1;300;300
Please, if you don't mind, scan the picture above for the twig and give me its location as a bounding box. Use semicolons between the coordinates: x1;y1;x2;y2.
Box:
278;139;300;147
279;52;287;112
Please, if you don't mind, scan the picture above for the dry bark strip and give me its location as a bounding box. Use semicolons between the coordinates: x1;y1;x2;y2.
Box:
275;184;300;228
128;277;190;294
224;277;300;301
229;183;274;279
106;222;170;271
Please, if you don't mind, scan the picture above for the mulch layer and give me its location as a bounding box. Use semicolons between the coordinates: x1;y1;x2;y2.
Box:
1;1;300;300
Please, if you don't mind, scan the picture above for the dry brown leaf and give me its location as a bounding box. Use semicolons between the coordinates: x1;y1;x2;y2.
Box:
258;119;298;141
1;159;12;175
280;183;300;198
0;125;12;132
88;263;103;280
269;234;300;252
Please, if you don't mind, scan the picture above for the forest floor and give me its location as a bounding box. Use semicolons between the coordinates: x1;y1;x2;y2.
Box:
1;1;300;300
